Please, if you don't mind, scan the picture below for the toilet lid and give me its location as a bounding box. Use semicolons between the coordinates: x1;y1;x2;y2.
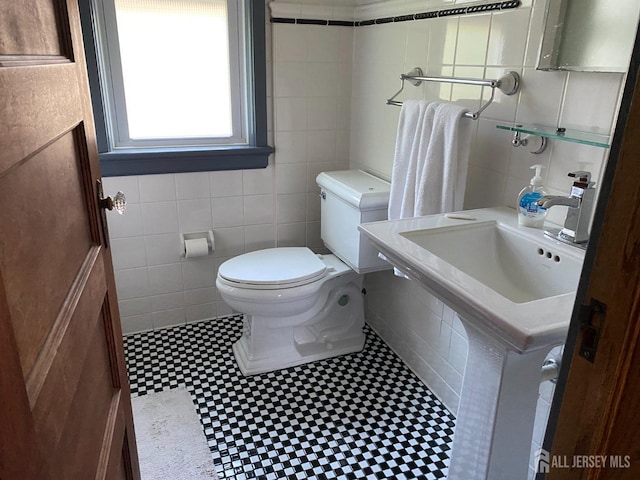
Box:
218;247;328;286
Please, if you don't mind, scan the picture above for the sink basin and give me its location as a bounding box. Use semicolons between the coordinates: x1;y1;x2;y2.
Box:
400;221;582;304
359;206;585;353
358;207;586;480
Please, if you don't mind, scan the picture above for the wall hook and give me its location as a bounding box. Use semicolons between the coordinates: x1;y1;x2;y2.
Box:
511;131;547;154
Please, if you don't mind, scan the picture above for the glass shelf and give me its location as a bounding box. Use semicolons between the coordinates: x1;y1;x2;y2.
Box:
496;123;611;148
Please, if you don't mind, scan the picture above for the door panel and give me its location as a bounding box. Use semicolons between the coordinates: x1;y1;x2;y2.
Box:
0;128;94;378
0;0;140;478
0;1;68;56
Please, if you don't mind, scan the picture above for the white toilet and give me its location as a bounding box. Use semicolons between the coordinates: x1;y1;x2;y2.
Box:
216;170;391;375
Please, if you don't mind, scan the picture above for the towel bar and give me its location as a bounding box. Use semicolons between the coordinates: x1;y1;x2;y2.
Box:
386;67;520;120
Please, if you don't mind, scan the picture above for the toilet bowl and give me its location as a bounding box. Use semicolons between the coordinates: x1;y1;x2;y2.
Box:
216;170;391;375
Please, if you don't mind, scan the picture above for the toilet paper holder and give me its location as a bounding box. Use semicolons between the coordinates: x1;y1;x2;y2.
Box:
180;230;215;257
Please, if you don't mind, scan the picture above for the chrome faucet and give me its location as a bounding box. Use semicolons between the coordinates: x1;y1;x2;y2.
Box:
536;171;595;247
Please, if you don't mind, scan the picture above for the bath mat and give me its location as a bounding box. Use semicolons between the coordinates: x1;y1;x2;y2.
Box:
131;387;218;480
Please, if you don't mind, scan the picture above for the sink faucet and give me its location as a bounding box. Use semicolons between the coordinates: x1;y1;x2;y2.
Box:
536;171;595;247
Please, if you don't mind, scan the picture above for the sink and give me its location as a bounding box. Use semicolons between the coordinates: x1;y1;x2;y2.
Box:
358;207;586;480
400;221;582;304
359;207;585;353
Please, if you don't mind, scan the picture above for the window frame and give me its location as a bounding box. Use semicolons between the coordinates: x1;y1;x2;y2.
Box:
79;0;273;176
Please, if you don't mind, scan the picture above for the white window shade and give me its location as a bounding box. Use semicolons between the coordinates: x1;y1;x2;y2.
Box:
106;0;246;146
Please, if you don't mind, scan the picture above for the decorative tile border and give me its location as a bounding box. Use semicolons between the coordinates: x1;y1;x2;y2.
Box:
271;0;521;26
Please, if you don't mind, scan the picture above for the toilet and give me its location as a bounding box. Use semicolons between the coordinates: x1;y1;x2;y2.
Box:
216;170;391;375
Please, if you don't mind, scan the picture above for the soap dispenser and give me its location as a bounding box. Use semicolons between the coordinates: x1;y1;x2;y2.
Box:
517;164;547;227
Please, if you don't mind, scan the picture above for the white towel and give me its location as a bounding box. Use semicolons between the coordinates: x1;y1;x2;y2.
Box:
385;100;473;277
388;100;473;220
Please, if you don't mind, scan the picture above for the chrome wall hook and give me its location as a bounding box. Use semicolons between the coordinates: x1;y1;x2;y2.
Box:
511;131;547;154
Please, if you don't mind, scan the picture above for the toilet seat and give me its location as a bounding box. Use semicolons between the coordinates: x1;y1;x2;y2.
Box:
218;247;329;290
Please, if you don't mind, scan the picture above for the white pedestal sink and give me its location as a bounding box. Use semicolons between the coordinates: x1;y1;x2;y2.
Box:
358;207;585;480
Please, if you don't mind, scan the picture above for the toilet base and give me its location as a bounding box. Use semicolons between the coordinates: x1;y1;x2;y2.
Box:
232;280;366;375
233;331;365;376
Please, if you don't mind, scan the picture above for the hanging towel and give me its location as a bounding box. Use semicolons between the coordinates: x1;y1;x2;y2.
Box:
385;100;473;277
388;100;473;221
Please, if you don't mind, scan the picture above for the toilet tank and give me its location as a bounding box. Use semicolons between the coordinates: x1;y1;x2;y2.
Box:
316;170;391;273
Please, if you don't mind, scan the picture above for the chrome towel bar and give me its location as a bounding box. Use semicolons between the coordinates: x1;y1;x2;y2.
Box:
386;67;520;120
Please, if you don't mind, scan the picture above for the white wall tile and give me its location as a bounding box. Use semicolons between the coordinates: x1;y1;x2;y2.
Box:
274;131;308;164
455;14;491;66
107;203;144;238
119;297;152;317
546;141;606;193
102;176;140;203
244;194;275;225
245;224;277;252
516;68;567;126
111;237;147;270
182;258;216;290
307;130;337;163
469;119;513;174
150;292;185;312
428;17;459;67
145;233;182;266
307;97;338;130
115;267;149;300
523;0;546;68
148;263;184;295
152;308;186;329
274;24;308;62
464;165;506;209
276;164;308;194
306;220;323;249
278;222;306;247
141;202;179;235
451;66;485;112
306;192;321;221
486;9;530;67
121;313;153;335
178;199;213;232
184;287;216;306
210;170;243;197
275;97;308;131
482;67;520;122
560;72;624;133
449;330;468;374
243;166;275;195
308;26;340;62
212;226;245;257
274;61;309;97
405;18;430;71
139;174;176;202
175;172;210;200
212;196;245;228
307;62;340;98
278;193;307;224
186;303;217;323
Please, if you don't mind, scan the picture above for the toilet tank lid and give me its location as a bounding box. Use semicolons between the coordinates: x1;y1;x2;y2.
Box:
316;170;390;210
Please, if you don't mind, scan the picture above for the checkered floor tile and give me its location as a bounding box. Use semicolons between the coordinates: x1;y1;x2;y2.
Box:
125;315;455;479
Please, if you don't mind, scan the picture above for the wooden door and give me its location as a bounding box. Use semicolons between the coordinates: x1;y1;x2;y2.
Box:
543;25;640;480
0;1;140;479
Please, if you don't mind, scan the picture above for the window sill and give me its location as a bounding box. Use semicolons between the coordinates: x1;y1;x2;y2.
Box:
99;145;274;177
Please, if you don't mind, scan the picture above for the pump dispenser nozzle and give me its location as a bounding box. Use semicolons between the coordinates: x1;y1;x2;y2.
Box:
529;164;544;186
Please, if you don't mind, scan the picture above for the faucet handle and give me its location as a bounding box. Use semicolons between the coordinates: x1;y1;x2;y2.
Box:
568;171;594;188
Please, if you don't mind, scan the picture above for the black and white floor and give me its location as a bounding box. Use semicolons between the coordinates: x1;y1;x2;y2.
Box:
124;315;455;479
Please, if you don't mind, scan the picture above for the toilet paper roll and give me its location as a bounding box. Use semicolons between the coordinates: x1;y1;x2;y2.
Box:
184;237;210;258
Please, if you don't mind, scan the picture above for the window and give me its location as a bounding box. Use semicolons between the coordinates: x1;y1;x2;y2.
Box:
80;0;273;176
